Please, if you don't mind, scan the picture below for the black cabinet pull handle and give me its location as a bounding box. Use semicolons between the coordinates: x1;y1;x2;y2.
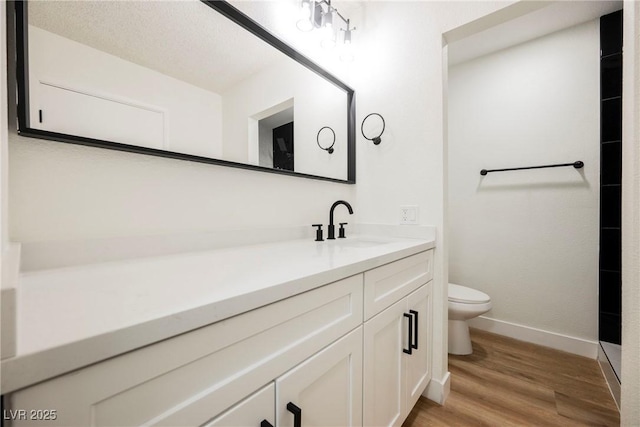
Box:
403;313;413;354
410;310;419;350
260;420;274;427
287;402;302;427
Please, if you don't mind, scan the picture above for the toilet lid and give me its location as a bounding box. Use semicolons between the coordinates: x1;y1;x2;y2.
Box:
448;283;491;304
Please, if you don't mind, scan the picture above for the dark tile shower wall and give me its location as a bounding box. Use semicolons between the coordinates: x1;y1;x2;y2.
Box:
599;10;623;344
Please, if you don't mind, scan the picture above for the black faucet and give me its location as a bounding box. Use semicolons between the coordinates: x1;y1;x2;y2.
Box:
327;200;353;239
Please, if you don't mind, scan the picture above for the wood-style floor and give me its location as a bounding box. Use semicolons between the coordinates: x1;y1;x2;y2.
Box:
404;328;620;426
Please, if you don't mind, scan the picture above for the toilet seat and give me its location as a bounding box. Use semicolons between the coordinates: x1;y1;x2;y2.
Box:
448;283;490;304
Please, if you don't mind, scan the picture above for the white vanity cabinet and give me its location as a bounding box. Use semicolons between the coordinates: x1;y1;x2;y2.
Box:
363;251;433;427
7;275;363;427
5;248;434;427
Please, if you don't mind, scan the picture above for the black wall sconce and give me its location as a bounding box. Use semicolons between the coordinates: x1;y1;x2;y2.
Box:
361;113;385;145
317;126;335;154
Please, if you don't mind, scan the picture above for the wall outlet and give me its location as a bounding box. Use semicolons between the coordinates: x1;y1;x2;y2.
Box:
400;205;419;225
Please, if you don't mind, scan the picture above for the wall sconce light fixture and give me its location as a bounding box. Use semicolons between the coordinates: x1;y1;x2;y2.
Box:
361;113;385;145
317;126;336;154
296;0;355;52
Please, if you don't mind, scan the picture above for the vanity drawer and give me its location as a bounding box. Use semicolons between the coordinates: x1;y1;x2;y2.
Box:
363;250;433;320
8;274;363;426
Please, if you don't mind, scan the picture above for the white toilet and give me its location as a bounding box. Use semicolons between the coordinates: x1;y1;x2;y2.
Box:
448;283;492;355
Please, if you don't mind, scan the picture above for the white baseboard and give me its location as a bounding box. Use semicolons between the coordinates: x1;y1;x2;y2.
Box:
598;344;621;410
423;371;451;404
469;316;598;359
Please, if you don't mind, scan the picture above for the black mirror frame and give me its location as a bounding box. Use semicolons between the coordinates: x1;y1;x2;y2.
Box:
12;0;356;184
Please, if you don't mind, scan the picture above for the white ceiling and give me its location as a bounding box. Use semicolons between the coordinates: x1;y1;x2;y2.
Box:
448;0;623;66
28;0;287;94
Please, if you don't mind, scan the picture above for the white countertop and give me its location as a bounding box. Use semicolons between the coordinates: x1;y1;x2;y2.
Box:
1;234;434;394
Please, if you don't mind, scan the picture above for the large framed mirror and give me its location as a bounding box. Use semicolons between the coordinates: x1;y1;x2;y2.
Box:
13;0;355;183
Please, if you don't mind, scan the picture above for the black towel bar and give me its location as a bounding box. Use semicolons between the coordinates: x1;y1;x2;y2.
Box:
480;161;584;176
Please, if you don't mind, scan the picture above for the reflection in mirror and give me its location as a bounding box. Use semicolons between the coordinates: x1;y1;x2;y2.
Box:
273;122;294;171
16;0;354;182
257;103;294;169
317;126;336;154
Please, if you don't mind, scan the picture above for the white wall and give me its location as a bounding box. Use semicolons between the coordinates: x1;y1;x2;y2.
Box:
28;26;223;158
448;21;600;342
221;57;348;180
621;1;640;423
8;136;357;241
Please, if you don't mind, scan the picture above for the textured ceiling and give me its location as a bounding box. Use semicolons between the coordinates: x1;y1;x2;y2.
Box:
28;0;287;94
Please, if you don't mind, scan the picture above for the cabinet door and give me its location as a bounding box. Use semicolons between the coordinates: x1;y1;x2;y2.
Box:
204;383;275;427
404;284;431;414
276;327;363;427
363;299;407;427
